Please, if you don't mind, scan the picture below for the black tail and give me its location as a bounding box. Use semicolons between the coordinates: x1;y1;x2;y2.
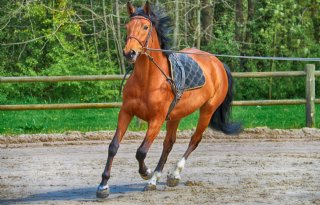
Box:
209;64;242;135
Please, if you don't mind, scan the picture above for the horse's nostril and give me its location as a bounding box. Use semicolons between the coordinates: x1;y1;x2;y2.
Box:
130;50;136;58
123;50;137;60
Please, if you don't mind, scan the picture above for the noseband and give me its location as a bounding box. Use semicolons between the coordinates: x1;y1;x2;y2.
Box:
124;15;179;120
126;16;153;49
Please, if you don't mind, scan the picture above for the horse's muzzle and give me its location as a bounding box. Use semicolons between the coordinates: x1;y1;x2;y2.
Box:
123;49;138;62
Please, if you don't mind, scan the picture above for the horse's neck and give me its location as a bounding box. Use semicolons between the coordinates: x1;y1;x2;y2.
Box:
133;35;169;87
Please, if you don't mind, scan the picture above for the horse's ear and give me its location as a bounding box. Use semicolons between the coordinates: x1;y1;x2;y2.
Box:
127;1;135;16
143;1;151;16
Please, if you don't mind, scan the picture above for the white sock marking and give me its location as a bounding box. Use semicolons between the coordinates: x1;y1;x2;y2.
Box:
148;171;162;185
146;168;152;175
98;184;109;190
173;157;186;177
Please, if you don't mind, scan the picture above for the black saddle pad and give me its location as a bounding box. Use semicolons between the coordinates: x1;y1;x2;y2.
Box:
168;53;206;91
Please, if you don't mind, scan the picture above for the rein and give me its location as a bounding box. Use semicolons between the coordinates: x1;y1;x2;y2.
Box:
122;16;184;120
142;51;180;120
126;16;172;81
146;48;320;62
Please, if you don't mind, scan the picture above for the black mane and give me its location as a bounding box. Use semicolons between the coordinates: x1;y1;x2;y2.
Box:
130;4;172;50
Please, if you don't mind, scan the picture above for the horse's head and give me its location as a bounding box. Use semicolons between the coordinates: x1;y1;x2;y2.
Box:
123;1;153;63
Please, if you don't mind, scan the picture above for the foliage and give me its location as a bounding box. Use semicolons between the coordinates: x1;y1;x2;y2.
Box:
203;0;320;100
0;0;319;105
0;0;121;103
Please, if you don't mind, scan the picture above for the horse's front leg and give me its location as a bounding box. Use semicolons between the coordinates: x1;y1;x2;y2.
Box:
96;109;133;198
136;120;163;184
145;119;180;190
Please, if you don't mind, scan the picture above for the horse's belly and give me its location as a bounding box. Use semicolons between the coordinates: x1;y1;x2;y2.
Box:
168;90;209;120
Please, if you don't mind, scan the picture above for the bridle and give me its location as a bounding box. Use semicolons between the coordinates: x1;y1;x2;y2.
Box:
126;16;153;50
123;15;179;120
125;15;174;85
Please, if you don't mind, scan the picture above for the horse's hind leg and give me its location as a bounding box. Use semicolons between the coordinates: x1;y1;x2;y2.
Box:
145;119;180;190
167;103;217;187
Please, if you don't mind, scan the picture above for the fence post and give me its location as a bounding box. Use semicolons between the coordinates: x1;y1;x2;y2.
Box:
305;64;315;127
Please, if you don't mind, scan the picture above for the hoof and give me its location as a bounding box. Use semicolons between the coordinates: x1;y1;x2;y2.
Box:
140;168;153;180
143;183;157;191
96;185;110;199
167;174;180;187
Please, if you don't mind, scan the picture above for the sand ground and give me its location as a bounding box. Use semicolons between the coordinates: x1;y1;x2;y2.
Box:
1;128;320;205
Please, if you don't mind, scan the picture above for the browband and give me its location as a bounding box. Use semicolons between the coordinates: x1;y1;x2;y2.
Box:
126;16;153;48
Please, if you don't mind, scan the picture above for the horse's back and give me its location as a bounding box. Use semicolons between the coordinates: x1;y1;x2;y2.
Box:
180;48;229;95
167;48;229;120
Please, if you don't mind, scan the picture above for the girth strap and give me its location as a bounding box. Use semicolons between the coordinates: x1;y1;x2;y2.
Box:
165;54;186;120
122;16;184;121
118;54;180;121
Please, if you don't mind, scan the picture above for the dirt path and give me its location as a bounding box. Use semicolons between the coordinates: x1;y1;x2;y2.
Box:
1;129;320;204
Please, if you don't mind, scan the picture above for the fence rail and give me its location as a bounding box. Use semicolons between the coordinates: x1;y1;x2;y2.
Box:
1;71;320;83
1;99;320;110
0;75;125;83
0;64;319;127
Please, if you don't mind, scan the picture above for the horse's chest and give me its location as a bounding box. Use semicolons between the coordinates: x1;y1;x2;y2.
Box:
128;92;163;108
123;85;169;120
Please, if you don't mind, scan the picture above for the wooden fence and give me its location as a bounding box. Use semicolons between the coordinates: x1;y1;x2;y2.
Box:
0;64;319;127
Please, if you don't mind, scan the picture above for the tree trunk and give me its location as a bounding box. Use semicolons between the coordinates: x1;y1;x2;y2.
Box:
235;0;245;70
311;0;320;42
90;0;100;64
115;0;125;74
242;0;255;71
102;0;111;62
196;0;201;49
184;0;189;47
109;8;121;72
173;0;180;48
245;0;254;43
235;0;244;42
201;0;213;44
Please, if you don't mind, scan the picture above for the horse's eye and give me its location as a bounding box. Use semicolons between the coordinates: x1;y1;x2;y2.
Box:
143;25;149;30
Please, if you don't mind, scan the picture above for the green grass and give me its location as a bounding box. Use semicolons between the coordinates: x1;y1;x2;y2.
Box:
0;105;319;134
232;105;309;128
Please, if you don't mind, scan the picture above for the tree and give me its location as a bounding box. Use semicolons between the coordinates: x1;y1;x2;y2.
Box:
196;0;201;48
0;0;319;103
311;0;320;42
235;0;244;43
173;0;180;48
115;0;125;74
201;0;214;44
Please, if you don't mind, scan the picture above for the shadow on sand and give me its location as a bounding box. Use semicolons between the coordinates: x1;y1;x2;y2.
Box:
0;183;148;204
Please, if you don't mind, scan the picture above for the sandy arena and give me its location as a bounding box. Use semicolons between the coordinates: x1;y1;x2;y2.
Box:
1;128;320;205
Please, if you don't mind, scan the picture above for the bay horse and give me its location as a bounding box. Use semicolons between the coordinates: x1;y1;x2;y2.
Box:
96;1;241;198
